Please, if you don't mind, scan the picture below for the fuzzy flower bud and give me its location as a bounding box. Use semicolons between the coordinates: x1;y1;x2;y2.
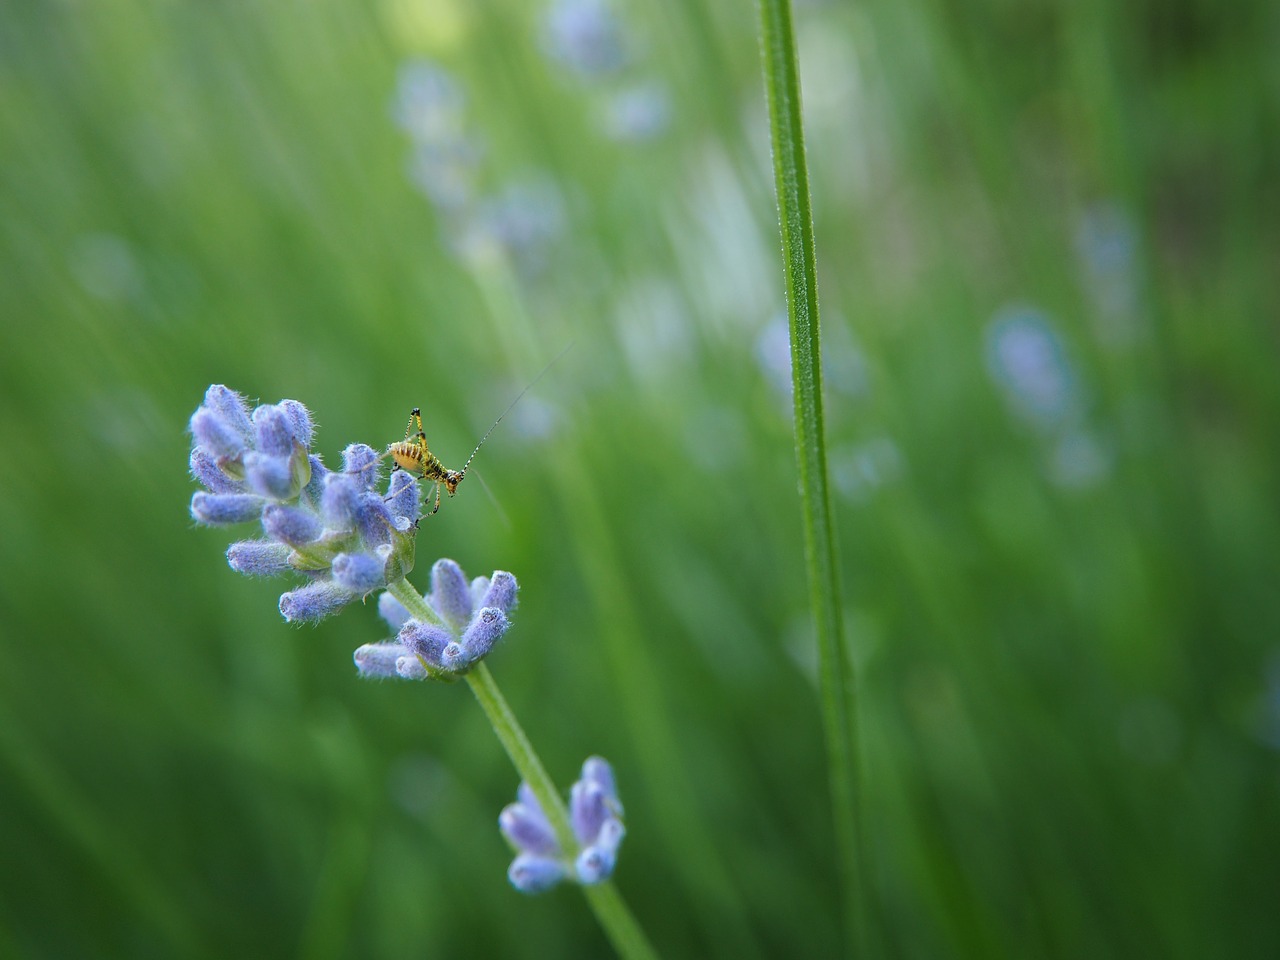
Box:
398;619;452;671
342;443;381;491
478;571;518;614
385;470;420;527
278;399;314;448
396;656;429;680
191;492;263;526
430;558;473;630
279;581;356;623
499;799;560;856
321;473;361;532
262;504;323;548
508;854;569;894
252;404;296;457
356;492;395;549
378;592;412;630
190;407;248;461
190;448;244;494
353;642;411;678
227;540;292;577
442;607;509;670
202;385;254;439
242;451;296;500
332;551;386;594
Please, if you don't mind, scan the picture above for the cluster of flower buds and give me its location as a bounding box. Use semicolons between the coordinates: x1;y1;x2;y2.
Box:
354;559;518;681
189;385;419;622
500;756;626;893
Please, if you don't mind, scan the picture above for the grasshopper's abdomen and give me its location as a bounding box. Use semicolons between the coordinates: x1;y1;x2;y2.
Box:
388;440;447;482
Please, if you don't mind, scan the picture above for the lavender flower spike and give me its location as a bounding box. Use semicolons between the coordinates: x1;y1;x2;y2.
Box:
187;384;418;630
376;562;519;682
500;756;626;894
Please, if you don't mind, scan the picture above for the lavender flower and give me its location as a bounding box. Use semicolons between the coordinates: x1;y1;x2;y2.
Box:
984;306;1081;430
187;388;644;938
602;83;671;142
188;385;419;623
355;559;518;680
541;0;630;79
392;60;467;144
393;60;483;213
500;756;626;893
454;177;566;276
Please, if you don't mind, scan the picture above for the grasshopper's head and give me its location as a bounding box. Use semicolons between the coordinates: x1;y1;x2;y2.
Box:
443;469;465;496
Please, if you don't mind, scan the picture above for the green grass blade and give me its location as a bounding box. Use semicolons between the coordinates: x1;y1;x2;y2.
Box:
758;0;863;953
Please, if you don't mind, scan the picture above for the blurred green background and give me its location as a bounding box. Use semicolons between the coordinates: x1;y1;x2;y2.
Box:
1;0;1277;957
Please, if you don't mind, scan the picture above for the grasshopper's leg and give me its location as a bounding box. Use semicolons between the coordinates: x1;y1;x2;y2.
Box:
405;407;423;443
383;468;413;504
429;482;443;515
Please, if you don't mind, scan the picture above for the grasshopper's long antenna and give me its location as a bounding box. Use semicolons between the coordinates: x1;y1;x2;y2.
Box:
459;342;573;478
470;468;512;530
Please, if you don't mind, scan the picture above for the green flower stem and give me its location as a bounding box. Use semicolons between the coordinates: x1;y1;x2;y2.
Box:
385;576;659;960
464;662;575;852
759;0;863;955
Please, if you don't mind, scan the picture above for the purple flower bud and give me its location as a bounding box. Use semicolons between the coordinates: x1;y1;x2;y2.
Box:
469;575;491;609
243;451;295;500
393;60;466;142
500;801;560;856
570;780;609;846
303;455;330;505
252;404;295;456
508;853;568;894
440;641;468;671
430;558;472;628
191;491;263;525
279;581;355;622
354;641;411;678
542;0;628;79
277;399;314;448
985;306;1078;429
478;570;518;614
342;443;381;490
574;841;617;885
396;655;428;680
595;817;625;854
333;551;385;593
518;781;541;812
378;592;412;630
190;407;247;460
203;385;254;438
581;756;619;810
356;492;394;548
385;470;420;525
226;539;292;576
458;607;509;661
322;473;361;531
262;504;322;547
190;448;243;494
399;619;451;668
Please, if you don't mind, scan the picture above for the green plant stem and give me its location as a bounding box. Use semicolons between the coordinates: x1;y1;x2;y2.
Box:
385;576;659;960
759;0;863;955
